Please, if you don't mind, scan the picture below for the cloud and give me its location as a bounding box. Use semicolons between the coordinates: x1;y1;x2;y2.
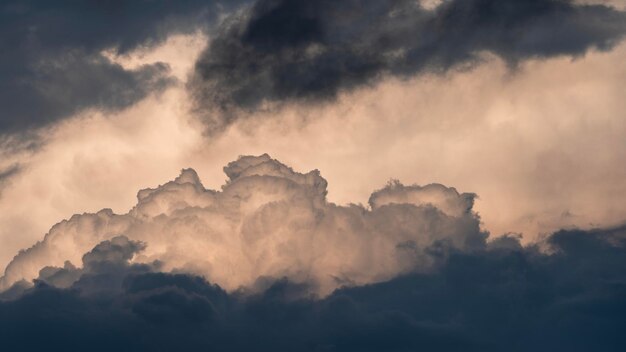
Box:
7;0;622;135
1;2;625;255
576;0;626;10
0;154;487;295
190;0;626;129
1;2;624;349
0;0;242;134
1;155;625;350
1;223;626;350
1;37;625;273
0;163;20;194
369;181;475;218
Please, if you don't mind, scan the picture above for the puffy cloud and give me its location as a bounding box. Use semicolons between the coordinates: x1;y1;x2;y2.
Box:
368;181;475;218
2;156;625;351
2;37;626;274
191;0;626;129
0;154;486;295
1;2;626;264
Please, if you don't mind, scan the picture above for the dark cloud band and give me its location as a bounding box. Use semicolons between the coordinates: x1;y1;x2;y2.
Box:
2;225;626;351
0;0;243;134
191;0;626;129
1;0;625;134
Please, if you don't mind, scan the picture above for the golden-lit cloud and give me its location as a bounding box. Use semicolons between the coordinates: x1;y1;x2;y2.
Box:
2;2;626;350
1;154;486;295
1;32;626;271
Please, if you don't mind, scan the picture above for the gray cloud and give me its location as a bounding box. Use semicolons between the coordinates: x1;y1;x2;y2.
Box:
191;0;626;130
3;0;624;134
0;0;244;134
1;223;626;350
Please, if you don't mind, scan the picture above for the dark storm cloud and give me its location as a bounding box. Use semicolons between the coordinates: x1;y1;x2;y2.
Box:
0;0;245;134
4;0;624;133
191;0;626;127
2;226;626;351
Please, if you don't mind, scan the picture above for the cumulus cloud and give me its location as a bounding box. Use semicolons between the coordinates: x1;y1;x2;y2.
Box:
2;36;625;273
2;155;626;350
191;0;626;129
0;154;486;295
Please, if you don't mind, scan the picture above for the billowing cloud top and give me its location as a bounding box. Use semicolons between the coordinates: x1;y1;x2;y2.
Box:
1;156;625;351
1;154;486;295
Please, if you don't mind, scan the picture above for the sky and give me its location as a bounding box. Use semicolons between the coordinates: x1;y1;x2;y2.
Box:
1;0;626;351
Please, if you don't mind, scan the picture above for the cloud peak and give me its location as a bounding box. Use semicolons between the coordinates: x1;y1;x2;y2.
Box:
1;154;486;295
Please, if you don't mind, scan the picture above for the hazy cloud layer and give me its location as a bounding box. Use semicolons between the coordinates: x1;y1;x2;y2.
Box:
0;154;486;295
0;164;20;193
191;0;626;129
1;224;625;350
0;0;241;133
577;0;626;9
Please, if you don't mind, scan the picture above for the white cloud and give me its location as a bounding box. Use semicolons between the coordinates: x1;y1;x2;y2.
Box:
0;154;485;295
